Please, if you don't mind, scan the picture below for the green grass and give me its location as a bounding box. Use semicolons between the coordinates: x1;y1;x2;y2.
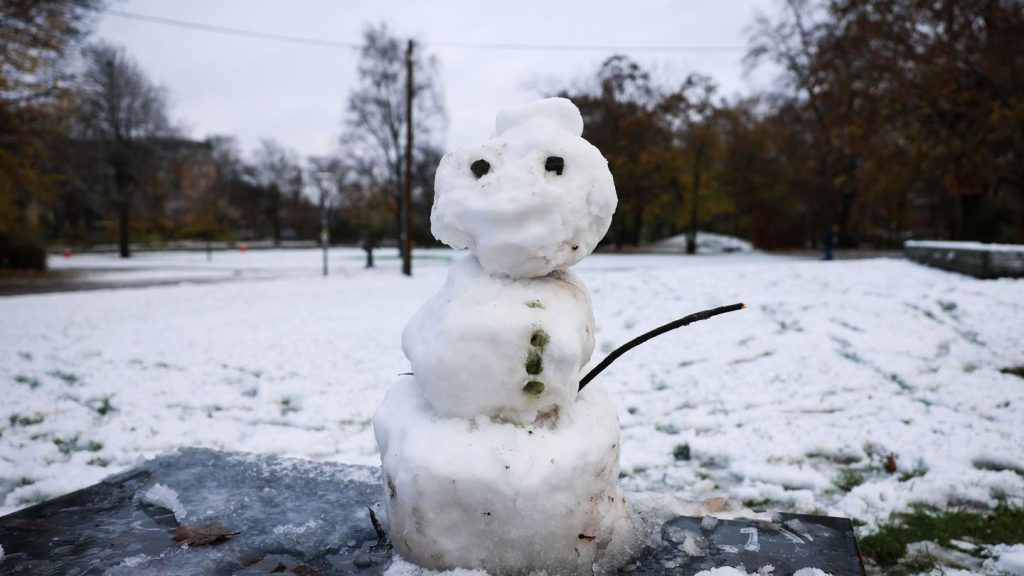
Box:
14;374;41;389
92;396;114;416
9;413;45;426
47;369;80;384
835;468;865;491
859;504;1024;570
672;443;691;461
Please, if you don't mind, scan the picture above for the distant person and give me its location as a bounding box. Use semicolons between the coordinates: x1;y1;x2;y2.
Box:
823;223;838;260
361;233;377;268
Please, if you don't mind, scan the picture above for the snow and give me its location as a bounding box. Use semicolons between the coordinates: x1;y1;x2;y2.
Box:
118;554;152;568
384;555;487;575
989;544;1024;575
139;483;187;522
0;544;4;562
432;97;616;277
271;518;322;535
654;232;754;254
692;567;783;576
2;249;1023;544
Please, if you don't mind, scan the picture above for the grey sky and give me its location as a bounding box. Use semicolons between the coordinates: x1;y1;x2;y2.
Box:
95;0;780;160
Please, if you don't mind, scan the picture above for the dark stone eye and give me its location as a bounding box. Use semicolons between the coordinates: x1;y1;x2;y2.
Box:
471;159;490;178
545;156;564;175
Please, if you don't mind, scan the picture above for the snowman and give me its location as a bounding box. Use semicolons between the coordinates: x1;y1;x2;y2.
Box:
373;97;640;574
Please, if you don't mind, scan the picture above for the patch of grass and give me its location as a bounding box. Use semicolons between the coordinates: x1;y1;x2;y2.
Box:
9;413;45;426
280;397;300;416
859;504;1024;569
14;374;41;389
91;396;114;416
743;498;777;510
53;435;79;455
898;467;928;482
655;423;680;435
835;468;866;491
672;443;691;461
897;549;938;575
47;369;79;385
53;435;103;454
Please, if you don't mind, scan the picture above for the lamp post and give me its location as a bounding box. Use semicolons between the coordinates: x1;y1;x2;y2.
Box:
314;171;334;277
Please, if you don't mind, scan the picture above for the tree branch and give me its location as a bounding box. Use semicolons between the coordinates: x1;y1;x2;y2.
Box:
578;303;746;391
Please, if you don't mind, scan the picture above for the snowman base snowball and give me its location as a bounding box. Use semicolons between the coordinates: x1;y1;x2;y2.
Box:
374;378;639;574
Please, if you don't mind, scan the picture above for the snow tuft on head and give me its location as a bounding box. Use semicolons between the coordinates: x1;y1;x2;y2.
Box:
494;97;583;137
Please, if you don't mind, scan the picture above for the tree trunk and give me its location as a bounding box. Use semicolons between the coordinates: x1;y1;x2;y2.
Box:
113;152;133;259
118;203;131;258
631;203;644;246
686;148;703;255
268;187;282;247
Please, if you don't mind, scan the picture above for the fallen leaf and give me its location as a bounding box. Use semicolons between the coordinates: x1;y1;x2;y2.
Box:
884;453;898;474
173;522;240;546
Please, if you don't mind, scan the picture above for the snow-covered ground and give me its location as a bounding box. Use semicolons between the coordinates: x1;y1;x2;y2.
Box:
652;231;754;253
2;249;1022;540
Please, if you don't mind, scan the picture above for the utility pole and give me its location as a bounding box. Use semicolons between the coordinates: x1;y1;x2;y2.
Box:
402;39;414;277
315;171;333;277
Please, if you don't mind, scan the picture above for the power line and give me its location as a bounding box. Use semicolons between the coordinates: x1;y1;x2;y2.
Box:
104;9;360;50
432;40;746;53
103;9;748;54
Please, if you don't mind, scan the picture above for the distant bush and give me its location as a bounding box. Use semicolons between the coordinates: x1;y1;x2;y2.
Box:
0;232;48;270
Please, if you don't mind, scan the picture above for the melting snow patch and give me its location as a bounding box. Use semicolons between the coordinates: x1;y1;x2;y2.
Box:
793;569;832;576
139;483;187;522
988;544;1024;576
693;567;777;576
118;554;151;567
383;554;487;575
272;518;322;535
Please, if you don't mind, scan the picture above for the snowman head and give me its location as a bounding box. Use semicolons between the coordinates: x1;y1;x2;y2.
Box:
432;98;617;278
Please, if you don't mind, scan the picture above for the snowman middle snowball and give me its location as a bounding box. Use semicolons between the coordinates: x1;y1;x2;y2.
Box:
374;97;639;575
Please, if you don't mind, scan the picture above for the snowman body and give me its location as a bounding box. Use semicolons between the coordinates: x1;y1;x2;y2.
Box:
373;98;639;574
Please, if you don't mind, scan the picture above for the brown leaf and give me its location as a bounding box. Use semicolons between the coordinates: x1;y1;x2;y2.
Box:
884;453;898;474
173;522;240;547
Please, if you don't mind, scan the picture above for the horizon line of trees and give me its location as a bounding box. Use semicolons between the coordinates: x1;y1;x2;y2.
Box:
3;0;1022;270
2;1;445;267
560;0;1023;251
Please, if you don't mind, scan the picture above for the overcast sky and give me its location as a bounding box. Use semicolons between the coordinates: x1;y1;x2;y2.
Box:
94;0;781;160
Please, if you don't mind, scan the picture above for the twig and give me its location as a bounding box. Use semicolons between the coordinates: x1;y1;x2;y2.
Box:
578;303;746;391
368;506;386;542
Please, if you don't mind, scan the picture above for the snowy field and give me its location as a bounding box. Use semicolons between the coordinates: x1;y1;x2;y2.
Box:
2;249;1022;539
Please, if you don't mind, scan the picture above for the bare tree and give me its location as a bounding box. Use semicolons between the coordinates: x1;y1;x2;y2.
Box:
252;139;301;246
74;41;174;257
342;23;446;258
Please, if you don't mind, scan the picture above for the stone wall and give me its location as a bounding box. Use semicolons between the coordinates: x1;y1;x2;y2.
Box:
905;240;1024;279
